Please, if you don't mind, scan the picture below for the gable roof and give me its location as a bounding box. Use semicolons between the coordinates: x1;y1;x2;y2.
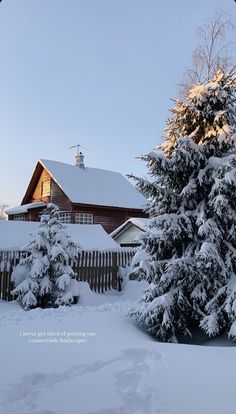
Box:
0;221;119;250
110;217;149;238
34;159;146;210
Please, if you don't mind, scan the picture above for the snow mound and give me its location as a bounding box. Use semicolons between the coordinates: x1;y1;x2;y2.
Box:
78;280;149;306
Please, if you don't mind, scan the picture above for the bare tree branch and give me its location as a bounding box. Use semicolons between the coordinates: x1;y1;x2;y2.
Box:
180;9;234;95
0;204;8;220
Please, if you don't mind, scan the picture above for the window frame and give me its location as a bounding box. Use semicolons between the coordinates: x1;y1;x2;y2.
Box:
13;214;26;221
75;212;94;225
59;211;72;223
41;180;51;197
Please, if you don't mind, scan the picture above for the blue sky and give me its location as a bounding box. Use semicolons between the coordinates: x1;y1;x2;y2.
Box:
0;0;235;205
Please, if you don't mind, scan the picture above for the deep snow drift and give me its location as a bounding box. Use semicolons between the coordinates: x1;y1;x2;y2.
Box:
0;281;236;414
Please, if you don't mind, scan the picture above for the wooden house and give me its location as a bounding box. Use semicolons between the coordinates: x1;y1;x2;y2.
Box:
7;155;147;233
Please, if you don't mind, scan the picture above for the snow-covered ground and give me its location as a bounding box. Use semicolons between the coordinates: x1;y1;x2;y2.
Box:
0;281;236;414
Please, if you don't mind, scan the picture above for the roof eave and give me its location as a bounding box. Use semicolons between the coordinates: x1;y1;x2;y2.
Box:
72;202;145;211
110;222;133;238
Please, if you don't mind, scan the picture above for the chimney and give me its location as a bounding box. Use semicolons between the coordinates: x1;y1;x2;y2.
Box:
75;151;85;169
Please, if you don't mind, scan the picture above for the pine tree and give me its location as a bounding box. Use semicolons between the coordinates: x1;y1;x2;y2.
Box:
11;203;79;310
129;67;236;342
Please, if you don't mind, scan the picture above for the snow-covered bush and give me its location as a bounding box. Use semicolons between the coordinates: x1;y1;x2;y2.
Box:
11;204;79;310
129;68;236;342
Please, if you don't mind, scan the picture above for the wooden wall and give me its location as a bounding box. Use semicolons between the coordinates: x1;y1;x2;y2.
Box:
31;169;51;203
72;205;146;233
30;169;73;211
51;180;73;212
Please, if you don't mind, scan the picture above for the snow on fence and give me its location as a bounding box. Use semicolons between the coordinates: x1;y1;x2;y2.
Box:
0;249;136;301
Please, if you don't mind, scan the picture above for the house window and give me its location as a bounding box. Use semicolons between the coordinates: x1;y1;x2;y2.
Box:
75;212;93;224
59;211;71;223
13;214;26;221
41;180;51;197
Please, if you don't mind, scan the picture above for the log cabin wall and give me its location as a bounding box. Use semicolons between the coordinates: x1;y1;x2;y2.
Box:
8;206;147;232
28;207;45;221
30;169;73;212
8;207;46;221
50;180;73;212
73;205;147;233
31;169;51;204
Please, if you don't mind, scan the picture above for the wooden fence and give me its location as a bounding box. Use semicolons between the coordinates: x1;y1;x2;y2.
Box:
0;249;136;301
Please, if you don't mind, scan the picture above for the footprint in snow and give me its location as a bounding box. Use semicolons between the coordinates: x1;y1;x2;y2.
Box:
1;348;167;414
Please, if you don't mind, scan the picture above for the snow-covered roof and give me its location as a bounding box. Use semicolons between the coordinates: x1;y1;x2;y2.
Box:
110;217;149;238
0;221;119;250
6;202;47;215
39;159;146;210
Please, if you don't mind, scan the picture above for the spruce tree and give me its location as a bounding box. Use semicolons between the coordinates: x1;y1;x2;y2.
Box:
12;203;79;310
129;68;236;342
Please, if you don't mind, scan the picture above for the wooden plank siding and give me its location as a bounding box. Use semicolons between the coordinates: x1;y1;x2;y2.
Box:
0;250;136;301
50;180;73;212
72;205;146;233
31;169;73;212
31;169;52;204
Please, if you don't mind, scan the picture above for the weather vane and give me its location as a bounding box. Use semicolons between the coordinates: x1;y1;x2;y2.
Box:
68;144;88;168
68;144;88;156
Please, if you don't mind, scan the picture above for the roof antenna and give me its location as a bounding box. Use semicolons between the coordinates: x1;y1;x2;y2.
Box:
68;144;88;168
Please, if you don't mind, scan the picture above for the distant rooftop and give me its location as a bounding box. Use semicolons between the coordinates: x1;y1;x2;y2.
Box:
110;217;149;238
0;221;119;250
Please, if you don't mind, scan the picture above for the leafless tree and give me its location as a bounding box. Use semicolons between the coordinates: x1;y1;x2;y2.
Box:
0;204;8;220
181;9;234;93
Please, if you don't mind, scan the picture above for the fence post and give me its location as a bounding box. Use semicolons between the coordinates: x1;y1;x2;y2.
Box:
111;252;118;289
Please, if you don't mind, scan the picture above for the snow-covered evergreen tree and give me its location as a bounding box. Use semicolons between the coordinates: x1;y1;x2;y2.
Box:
11;204;79;310
129;67;236;342
164;68;236;156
